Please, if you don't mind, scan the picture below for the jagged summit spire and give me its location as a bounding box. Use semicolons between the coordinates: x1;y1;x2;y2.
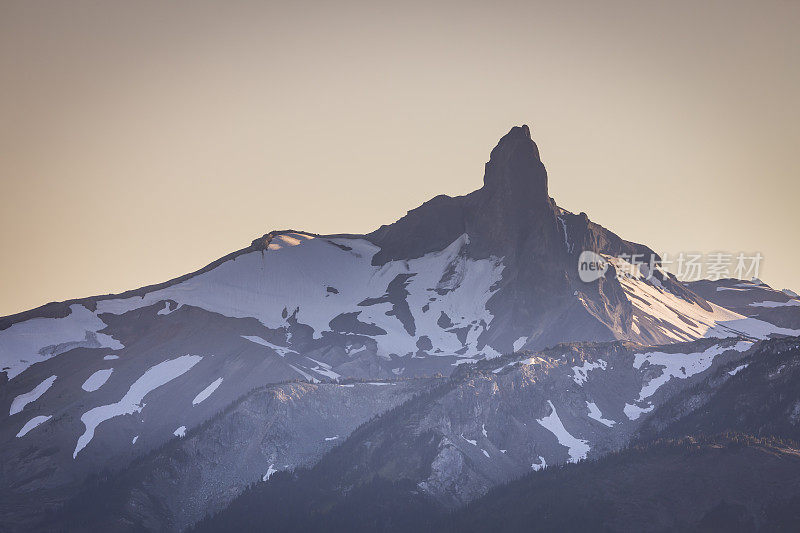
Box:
491;125;538;156
482;124;547;202
367;123;556;264
504;124;531;141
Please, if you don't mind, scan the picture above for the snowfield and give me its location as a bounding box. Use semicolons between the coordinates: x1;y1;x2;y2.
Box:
3;234;796;392
606;255;800;343
2;233;507;383
0;305;123;379
633;341;752;401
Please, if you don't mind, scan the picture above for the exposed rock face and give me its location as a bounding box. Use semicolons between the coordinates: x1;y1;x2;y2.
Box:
637;336;800;442
324;338;758;507
176;337;751;512
368;125;554;262
33;380;432;532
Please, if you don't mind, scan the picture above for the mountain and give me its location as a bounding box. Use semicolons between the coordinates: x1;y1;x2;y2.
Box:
637;336;800;442
688;278;800;330
183;339;800;533
2;125;799;531
39;336;765;530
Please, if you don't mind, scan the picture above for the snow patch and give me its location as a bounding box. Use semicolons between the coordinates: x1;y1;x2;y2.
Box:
174;426;187;438
624;402;654;420
306;358;341;380
729;363;749;376
634;341;751;401
537;401;589;462
10;375;57;415
267;232;313;250
706;318;800;339
749;300;800;308
513;336;528;352
241;335;295;356
557;216;572;253
461;434;477;446
81;369;113;392
572;359;607;386
586;401;616;427
288;364;319;383
262;464;278;481
531;456;547;471
192;377;223;405
16;415;52;437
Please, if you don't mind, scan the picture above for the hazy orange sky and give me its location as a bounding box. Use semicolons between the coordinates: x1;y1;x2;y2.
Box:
1;0;798;316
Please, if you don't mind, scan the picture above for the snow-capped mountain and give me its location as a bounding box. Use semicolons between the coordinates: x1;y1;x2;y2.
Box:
688;277;800;330
2;126;798;531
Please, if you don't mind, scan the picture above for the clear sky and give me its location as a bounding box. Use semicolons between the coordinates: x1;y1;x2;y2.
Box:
1;0;798;316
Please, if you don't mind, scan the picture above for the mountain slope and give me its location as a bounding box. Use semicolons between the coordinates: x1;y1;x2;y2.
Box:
35;336;763;532
688;278;800;330
184;338;800;533
637;336;800;442
188;436;800;533
231;337;757;507
449;434;800;533
20;379;432;532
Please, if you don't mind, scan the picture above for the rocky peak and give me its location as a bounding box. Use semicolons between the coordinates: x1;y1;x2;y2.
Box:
480;125;548;206
366;124;558;264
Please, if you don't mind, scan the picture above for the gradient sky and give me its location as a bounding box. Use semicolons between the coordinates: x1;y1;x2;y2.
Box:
1;0;798;316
